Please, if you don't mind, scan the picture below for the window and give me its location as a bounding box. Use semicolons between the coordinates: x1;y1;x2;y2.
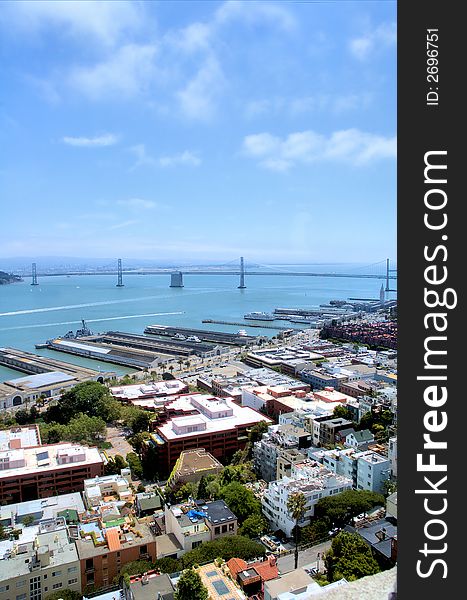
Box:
52;583;63;590
139;545;147;555
0;586;10;593
214;526;220;534
67;567;77;574
68;579;78;585
16;581;26;588
191;541;202;549
229;523;235;531
16;594;27;600
51;571;61;577
222;525;227;533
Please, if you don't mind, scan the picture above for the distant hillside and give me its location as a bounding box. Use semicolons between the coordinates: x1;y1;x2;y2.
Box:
0;271;22;285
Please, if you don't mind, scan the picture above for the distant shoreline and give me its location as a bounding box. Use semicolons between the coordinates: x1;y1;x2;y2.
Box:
0;271;23;285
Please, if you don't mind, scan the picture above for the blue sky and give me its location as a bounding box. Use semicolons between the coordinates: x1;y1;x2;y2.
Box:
0;0;396;265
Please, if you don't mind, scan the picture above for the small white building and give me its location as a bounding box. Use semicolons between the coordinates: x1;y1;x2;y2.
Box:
388;436;397;478
261;461;352;537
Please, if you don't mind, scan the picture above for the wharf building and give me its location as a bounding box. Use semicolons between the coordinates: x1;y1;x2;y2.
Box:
243;347;324;375
0;441;104;504
0;348;111;409
145;394;271;476
261;461;353;537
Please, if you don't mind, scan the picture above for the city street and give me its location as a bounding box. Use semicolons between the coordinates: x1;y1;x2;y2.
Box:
277;541;332;574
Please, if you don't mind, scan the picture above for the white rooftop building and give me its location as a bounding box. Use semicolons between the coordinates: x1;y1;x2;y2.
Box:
261;461;352;537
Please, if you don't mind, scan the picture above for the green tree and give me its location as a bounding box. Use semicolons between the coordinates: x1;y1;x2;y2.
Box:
45;591;82;600
287;492;307;570
45;381;117;424
121;406;152;434
219;482;261;523
181;536;265;568
118;560;153;578
21;515;35;527
174;482;197;502
315;490;385;527
333;405;352;421
105;454;128;475
153;557;181;574
39;422;67;444
15;409;31;425
206;479;221;500
65;413;107;445
175;569;208;600
240;514;268;539
197;475;209;500
325;531;380;582
126;452;143;479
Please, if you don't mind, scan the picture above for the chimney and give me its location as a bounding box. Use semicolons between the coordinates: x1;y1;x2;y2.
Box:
268;555;276;567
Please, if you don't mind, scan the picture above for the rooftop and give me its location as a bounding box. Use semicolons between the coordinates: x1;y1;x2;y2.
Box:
0;442;103;479
156;395;271;440
127;572;175;600
0;425;41;451
173;448;223;478
0;492;85;527
6;371;76;390
110;380;188;401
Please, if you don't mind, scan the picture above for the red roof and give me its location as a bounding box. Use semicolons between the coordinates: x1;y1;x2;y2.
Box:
227;557;247;578
251;559;279;582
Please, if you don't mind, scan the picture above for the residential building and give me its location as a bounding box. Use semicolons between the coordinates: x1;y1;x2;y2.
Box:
386;492;397;520
316;417;353;447
297;368;348;391
261;461;352;537
0;518;81;600
344;429;375;450
197;563;245;600
0;492;85;528
163;499;238;554
388;436;397;477
109;380;189;410
146;395;271;476
0;442;104;504
167;448;223;490
0;425;41;451
134;491;163;517
344;518;397;566
123;571;175;600
76;521;157;591
264;568;348;600
227;556;279;597
252;425;312;482
319;447;390;494
83;474;133;507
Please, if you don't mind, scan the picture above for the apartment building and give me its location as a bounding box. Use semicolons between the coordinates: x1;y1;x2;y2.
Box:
0;442;104;504
261;461;352;537
146;395;271;476
0;518;81;600
320;447;390;494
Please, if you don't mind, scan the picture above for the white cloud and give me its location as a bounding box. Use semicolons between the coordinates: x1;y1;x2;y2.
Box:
176;56;225;119
243;128;396;170
62;133;118;147
68;44;158;100
108;219;139;231
129;145;201;170
246;93;372;118
215;1;297;33
350;22;396;60
158;151;201;168
117;198;158;210
0;0;143;47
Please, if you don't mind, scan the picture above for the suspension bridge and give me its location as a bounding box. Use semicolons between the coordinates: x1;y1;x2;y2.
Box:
28;258;397;291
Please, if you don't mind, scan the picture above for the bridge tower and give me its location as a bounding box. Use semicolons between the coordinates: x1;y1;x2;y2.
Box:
116;258;124;287
385;258;390;292
31;263;39;286
170;271;184;288
238;256;246;289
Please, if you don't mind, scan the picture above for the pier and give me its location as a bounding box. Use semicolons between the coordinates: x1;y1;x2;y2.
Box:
202;319;292;331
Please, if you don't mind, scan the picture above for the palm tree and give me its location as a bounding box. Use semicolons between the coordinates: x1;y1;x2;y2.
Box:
287;491;307;570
